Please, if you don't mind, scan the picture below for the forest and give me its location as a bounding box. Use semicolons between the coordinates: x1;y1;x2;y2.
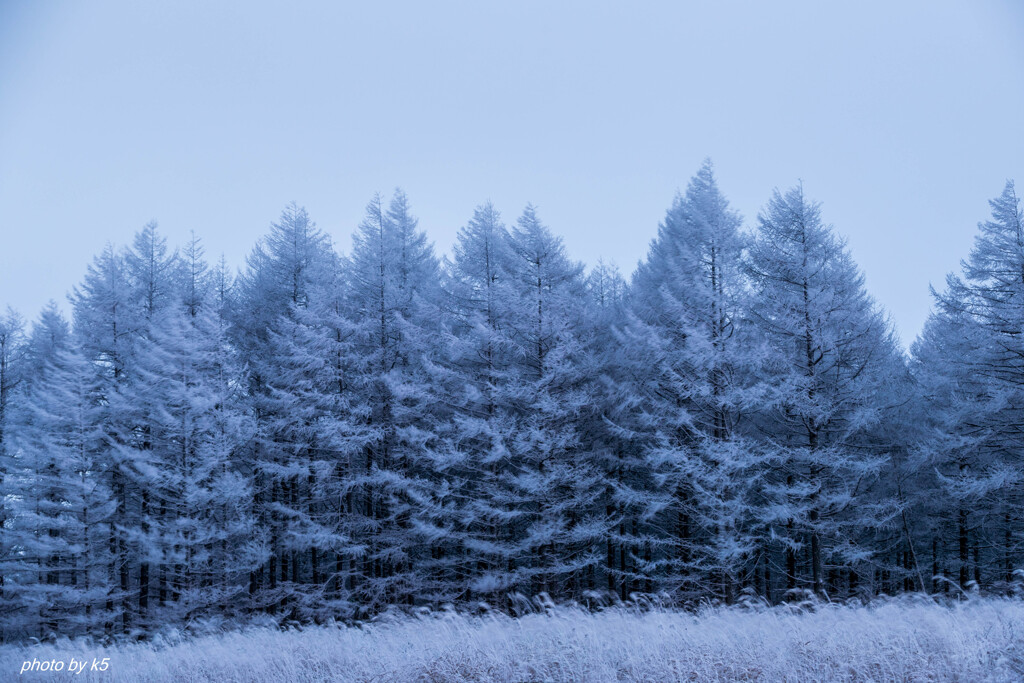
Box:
0;161;1021;642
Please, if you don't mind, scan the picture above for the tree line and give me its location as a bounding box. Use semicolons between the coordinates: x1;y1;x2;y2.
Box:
0;161;1020;641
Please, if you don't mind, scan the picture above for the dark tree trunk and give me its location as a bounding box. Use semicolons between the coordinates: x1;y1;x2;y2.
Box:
959;508;969;591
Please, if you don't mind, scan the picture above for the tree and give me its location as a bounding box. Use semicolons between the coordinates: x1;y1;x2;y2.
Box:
585;260;669;601
70;244;138;632
2;310;114;639
623;161;762;602
231;202;335;615
121;222;180;629
0;308;26;461
909;304;992;592
257;250;366;619
913;181;1024;590
126;221;178;322
114;301;256;626
0;307;25;623
439;202;519;603
497;205;604;600
745;184;899;598
342;190;447;611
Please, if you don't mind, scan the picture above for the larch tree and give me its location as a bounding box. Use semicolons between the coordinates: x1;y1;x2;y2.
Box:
499;205;604;600
4;176;1023;641
231;202;335;614
3;315;114;639
745;184;899;598
586;259;669;601
913;181;1024;590
258;249;369;619
70;243;140;633
440;202;520;603
0;307;26;627
623;161;762;602
116;222;179;630
343;190;446;612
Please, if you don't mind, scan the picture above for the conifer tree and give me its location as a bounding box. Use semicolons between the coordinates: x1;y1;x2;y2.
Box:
231;203;335;614
499;205;603;599
745;185;898;597
70;244;137;632
0;307;25;624
913;181;1024;589
624;161;762;601
586;261;669;600
440;202;519;602
3;341;114;639
343;190;446;611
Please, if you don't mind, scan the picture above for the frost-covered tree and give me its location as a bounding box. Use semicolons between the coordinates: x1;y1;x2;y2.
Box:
114;301;256;626
256;250;369;619
623;161;762;602
342;190;448;612
22;304;68;373
745;184;899;598
912;181;1024;590
231;203;335;614
909;304;991;592
497;205;604;599
0;307;26;619
178;231;209;318
67;223;198;633
2;335;114;639
126;221;178;322
120;222;180;629
6;176;1024;640
70;243;138;632
584;260;669;601
438;202;518;602
0;308;25;461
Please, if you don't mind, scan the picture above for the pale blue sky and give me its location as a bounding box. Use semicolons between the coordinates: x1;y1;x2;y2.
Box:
2;1;1022;345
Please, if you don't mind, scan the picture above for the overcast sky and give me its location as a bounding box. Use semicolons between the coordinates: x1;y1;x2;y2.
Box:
2;1;1022;346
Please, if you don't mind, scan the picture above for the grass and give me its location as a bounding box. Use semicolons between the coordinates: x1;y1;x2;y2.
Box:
3;595;1023;681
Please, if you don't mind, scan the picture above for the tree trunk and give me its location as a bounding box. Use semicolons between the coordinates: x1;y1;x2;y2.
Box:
959;508;969;591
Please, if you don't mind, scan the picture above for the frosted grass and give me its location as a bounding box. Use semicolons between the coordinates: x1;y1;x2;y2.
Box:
3;597;1022;682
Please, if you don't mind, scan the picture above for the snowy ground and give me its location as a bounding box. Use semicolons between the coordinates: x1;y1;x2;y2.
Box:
3;597;1023;682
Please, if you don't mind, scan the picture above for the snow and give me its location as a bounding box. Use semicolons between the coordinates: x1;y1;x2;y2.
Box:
4;597;1022;682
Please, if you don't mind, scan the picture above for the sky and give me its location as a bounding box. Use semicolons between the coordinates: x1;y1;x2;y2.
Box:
1;1;1022;347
